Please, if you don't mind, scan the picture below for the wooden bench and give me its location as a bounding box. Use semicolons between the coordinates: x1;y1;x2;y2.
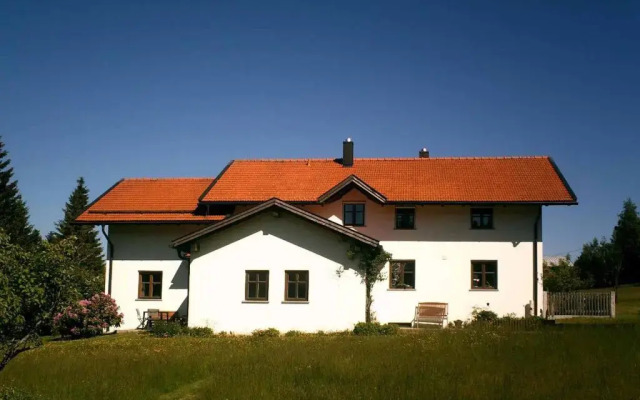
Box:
413;302;448;328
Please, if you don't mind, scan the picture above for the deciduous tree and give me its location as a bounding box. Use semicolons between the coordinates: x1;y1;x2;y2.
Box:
0;232;83;371
347;244;392;323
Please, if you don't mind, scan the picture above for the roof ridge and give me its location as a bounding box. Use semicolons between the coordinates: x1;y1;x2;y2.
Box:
121;177;215;181
231;156;550;162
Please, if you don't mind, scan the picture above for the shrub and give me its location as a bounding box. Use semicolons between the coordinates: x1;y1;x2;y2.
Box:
284;330;303;337
0;386;43;400
471;309;498;323
150;321;185;337
186;327;214;337
353;322;399;336
448;319;465;328
53;293;123;338
252;328;280;337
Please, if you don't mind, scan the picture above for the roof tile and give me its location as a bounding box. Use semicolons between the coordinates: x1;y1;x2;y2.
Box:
201;157;576;204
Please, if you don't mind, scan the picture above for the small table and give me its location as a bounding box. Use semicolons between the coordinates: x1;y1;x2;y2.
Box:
143;311;172;329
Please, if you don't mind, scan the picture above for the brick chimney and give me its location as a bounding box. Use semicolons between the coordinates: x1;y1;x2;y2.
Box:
343;138;354;167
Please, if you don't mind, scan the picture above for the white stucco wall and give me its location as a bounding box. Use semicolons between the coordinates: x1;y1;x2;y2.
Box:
303;189;544;323
188;212;365;333
107;224;202;330
106;188;546;331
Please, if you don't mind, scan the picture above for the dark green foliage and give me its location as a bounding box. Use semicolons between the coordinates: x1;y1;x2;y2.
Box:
346;244;393;322
612;199;640;284
0;232;85;371
284;330;303;337
149;322;214;338
0;139;40;248
471;308;498;323
352;322;399;336
150;321;185;337
448;319;464;328
543;256;589;292
574;199;640;289
251;328;280;337
49;177;104;298
575;238;617;288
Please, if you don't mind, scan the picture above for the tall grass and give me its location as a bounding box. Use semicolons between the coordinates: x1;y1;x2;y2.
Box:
1;326;639;400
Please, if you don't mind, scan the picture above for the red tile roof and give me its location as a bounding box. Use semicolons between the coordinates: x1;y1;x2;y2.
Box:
201;157;576;204
76;178;224;224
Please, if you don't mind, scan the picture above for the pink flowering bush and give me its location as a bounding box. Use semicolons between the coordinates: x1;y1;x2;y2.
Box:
53;293;124;338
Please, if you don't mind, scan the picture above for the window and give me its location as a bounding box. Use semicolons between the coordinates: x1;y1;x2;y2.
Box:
138;271;162;299
395;207;415;229
285;271;308;301
343;203;365;226
390;260;415;289
471;208;493;229
245;270;269;301
471;261;498;289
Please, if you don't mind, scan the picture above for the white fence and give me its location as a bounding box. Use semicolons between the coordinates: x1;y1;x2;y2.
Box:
544;291;615;319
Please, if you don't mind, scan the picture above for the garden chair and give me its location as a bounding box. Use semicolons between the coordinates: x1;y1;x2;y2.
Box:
136;308;147;329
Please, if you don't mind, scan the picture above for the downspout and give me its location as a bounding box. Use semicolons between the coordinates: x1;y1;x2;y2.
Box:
101;225;114;295
533;206;542;316
176;247;191;325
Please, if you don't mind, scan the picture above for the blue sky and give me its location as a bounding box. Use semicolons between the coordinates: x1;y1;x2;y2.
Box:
1;1;638;256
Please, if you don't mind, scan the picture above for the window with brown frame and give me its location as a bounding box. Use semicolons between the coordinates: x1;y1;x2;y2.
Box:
471;261;498;289
245;270;269;301
343;203;365;226
138;271;162;299
471;208;493;229
395;207;415;229
285;271;308;301
389;260;415;289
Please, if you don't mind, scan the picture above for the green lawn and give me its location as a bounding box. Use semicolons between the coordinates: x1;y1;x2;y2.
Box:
614;284;640;319
2;326;640;400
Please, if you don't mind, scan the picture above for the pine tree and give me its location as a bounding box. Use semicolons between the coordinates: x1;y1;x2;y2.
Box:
0;137;40;247
612;198;640;285
50;177;104;295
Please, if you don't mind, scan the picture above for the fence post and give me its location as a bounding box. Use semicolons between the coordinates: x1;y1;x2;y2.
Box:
542;292;548;318
610;291;616;318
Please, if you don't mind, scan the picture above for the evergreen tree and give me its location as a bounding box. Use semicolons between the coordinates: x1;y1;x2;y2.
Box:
612;198;640;285
0;137;40;247
50;177;104;296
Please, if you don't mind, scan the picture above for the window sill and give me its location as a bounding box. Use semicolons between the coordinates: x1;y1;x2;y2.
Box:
281;301;309;304
469;289;499;292
136;298;162;301
387;288;416;291
242;300;269;304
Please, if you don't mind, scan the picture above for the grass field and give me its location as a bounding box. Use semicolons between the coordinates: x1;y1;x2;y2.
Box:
1;325;640;400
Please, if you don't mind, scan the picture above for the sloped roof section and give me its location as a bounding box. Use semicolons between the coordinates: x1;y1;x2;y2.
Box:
318;174;387;204
76;178;224;224
172;198;379;248
200;157;577;204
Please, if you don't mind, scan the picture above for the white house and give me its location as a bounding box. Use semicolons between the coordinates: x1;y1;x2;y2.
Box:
77;140;577;332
